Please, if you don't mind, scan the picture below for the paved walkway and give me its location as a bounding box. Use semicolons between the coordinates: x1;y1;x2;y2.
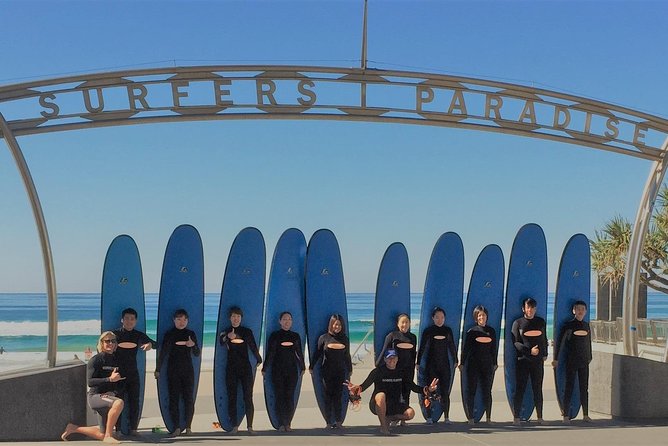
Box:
10;361;668;445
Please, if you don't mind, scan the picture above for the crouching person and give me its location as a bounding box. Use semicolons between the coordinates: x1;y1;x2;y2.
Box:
61;332;126;444
347;349;438;435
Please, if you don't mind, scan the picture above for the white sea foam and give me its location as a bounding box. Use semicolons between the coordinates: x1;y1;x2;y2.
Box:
2;319;101;336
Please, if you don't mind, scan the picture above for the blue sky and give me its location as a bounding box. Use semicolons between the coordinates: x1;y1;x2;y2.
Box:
0;0;666;293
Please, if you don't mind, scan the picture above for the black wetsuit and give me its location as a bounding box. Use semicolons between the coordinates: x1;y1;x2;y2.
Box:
460;324;498;420
156;327;200;431
310;332;352;425
417;324;457;419
359;364;426;416
554;318;592;417
511;315;548;419
87;351;123;431
112;327;156;431
376;330;417;405
262;329;305;428
220;325;262;428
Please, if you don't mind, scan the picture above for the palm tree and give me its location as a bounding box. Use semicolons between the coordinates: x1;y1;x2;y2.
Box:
591;186;668;294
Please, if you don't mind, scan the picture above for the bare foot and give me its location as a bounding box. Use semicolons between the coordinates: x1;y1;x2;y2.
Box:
61;423;77;441
379;427;391;436
102;436;121;444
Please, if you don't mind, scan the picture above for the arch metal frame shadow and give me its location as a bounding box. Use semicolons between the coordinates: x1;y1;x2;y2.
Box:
0;64;667;366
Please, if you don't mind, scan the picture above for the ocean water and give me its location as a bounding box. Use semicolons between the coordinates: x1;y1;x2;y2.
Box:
2;291;667;353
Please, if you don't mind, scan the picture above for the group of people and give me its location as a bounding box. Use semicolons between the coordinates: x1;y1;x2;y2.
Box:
61;297;592;441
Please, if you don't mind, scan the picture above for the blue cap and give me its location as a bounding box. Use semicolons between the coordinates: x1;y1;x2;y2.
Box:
384;349;398;359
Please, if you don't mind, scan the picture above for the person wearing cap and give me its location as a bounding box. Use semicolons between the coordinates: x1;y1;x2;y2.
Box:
348;349;438;435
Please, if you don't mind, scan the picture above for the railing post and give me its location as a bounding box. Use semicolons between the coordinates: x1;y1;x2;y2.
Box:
0;113;58;367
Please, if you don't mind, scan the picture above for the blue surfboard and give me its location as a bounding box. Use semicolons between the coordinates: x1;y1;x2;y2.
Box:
263;228;307;430
101;234;145;435
373;242;411;363
553;233;590;419
417;232;464;422
460;244;504;422
156;225;204;433
214;227;266;432
305;229;350;426
503;223;547;421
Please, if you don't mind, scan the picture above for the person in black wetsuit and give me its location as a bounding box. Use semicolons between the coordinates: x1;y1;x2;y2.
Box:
348;349;439;436
376;313;417;416
511;297;548;425
155;308;201;436
112;307;156;435
460;305;498;424
309;314;352;429
262;311;305;432
417;306;458;424
219;306;262;434
552;300;592;424
61;331;126;444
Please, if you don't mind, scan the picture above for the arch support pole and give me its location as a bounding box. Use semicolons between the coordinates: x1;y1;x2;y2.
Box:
0;113;58;367
623;136;668;357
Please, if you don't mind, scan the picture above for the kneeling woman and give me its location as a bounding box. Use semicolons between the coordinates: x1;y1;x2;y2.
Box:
62;332;126;444
348;350;438;435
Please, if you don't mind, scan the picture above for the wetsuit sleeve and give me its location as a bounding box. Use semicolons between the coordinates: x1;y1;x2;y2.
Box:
344;335;353;374
491;327;499;367
553;324;567;361
359;368;378;392
416;326;429;365
309;335;324;371
446;327;457;361
408;379;425;394
540;319;548;359
247;328;262;364
295;335;306;371
460;330;472;365
376;332;393;367
138;330;157;349
156;330;173;372
511;319;529;356
409;332;418;366
262;332;276;373
87;355;108;387
189;330;201;358
586;321;593;363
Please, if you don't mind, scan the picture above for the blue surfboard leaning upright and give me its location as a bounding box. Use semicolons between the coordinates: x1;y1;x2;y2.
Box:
214;227;266;432
553;233;590;419
373;242;411;363
263;228;307;430
460;244;504;423
305;229;350;426
417;232;464;422
156;224;204;434
503;223;548;421
101;234;145;435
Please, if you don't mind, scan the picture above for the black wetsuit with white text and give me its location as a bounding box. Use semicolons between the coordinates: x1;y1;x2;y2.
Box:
156;327;200;431
220;325;262;428
461;324;497;420
554;318;592;417
112;327;156;431
310;332;352;425
511;316;547;419
262;329;305;428
417;324;457;419
359;364;425;416
376;330;417;405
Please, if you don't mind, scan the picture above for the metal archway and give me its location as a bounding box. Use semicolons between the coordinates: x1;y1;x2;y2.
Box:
1;65;667;366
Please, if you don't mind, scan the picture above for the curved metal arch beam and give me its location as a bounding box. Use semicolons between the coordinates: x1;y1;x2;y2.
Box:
623;135;668;358
0;113;58;367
